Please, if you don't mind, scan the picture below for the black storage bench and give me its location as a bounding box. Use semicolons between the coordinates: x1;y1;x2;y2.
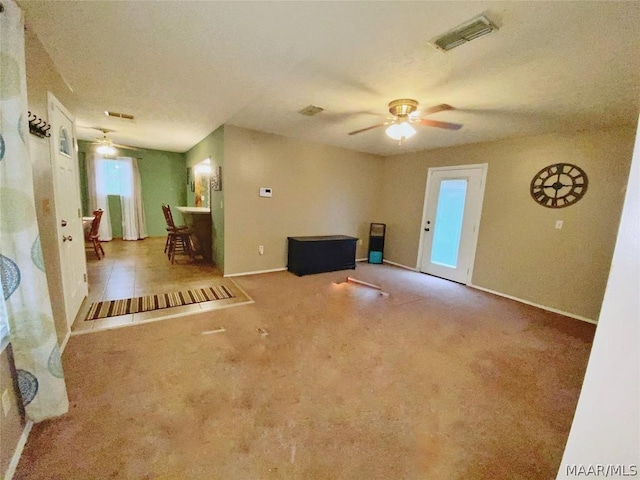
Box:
287;235;358;276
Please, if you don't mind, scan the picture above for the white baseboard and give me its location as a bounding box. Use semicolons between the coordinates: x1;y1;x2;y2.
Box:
469;284;597;324
382;259;417;271
224;267;287;277
4;421;33;480
227;260;375;276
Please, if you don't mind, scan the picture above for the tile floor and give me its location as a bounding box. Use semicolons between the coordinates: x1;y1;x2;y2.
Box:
72;237;253;334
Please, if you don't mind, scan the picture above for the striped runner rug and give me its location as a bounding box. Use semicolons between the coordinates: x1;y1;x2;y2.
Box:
85;285;235;320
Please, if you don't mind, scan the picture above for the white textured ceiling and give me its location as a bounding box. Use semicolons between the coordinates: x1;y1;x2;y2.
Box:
20;1;640;156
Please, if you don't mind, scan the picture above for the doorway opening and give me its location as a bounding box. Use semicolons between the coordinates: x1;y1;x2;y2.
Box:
417;164;487;284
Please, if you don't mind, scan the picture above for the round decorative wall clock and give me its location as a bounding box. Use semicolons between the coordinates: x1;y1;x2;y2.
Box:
530;163;588;208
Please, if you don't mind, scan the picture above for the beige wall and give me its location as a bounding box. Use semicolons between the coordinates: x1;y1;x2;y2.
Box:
223;125;384;275
24;27;76;114
380;126;635;320
0;347;24;477
24;28;77;346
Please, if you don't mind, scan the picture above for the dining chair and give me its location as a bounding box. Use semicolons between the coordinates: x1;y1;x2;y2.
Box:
86;209;105;260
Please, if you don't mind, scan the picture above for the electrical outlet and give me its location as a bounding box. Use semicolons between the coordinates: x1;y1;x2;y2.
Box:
259;245;264;255
2;389;11;417
358;239;363;246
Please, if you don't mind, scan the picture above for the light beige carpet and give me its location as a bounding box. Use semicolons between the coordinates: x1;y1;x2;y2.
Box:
16;264;595;479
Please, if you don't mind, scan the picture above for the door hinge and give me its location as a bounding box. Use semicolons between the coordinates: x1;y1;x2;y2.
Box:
83;273;87;283
78;208;81;218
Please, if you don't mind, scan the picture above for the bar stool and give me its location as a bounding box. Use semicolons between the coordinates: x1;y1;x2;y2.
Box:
162;204;190;255
167;231;195;264
161;204;195;263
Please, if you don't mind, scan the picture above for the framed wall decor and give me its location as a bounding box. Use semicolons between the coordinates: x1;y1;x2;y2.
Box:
187;167;195;192
211;165;222;191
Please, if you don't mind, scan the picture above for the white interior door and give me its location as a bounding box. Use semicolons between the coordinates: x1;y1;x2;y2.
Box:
418;164;487;284
49;93;87;326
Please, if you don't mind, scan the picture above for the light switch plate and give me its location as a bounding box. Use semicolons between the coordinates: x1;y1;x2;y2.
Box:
555;220;563;229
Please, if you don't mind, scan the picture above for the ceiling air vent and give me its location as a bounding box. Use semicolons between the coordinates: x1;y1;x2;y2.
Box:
298;105;324;116
431;14;498;52
104;111;135;121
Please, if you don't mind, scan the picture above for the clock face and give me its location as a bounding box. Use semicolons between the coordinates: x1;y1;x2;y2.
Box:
530;163;588;208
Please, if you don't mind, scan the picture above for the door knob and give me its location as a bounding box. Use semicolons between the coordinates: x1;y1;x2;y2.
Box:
62;235;73;242
61;220;67;227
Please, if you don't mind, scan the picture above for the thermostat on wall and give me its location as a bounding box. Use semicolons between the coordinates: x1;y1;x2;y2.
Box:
259;187;273;198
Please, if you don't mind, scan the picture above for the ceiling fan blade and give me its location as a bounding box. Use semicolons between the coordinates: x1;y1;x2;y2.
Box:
78;125;116;133
420;104;454;116
348;123;389;136
113;143;140;151
419;119;463;130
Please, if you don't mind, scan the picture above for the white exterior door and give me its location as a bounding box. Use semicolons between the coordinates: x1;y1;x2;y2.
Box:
418;164;487;284
49;93;87;326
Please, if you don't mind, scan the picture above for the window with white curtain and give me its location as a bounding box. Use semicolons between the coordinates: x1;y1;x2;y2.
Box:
103;159;133;197
89;156;147;241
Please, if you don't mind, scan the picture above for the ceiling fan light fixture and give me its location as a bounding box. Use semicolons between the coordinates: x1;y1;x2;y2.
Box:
96;144;116;156
386;121;416;142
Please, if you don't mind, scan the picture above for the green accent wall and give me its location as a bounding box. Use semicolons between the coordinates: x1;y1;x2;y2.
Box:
78;151;89;216
137;148;188;236
108;196;123;238
77;141;187;237
185;126;225;271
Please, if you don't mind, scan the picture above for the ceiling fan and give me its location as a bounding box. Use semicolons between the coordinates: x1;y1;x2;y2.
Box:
88;128;139;155
348;99;463;143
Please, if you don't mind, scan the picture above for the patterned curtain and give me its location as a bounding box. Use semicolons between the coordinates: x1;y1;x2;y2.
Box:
0;0;69;421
